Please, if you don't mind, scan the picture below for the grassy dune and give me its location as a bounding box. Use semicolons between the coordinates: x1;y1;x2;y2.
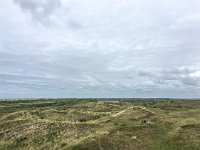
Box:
0;99;200;150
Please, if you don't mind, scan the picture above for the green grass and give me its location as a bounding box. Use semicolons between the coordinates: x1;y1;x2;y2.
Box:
0;99;200;150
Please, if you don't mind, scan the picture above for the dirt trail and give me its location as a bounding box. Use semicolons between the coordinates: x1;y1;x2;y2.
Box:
112;109;128;117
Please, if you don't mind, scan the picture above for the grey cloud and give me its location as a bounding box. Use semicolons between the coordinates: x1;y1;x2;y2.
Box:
0;72;56;90
13;0;83;28
135;67;200;89
14;0;61;24
180;77;199;86
68;19;83;29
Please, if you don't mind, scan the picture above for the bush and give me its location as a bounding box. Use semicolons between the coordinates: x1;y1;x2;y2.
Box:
79;117;87;122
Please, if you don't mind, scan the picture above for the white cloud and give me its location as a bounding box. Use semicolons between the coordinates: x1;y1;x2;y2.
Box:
0;0;200;98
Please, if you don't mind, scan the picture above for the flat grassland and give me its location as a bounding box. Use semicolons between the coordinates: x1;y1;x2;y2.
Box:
0;99;200;150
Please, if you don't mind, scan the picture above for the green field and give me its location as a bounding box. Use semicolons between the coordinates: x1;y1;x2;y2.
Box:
0;99;200;150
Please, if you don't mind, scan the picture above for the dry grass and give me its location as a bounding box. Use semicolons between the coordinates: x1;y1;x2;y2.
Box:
0;99;200;150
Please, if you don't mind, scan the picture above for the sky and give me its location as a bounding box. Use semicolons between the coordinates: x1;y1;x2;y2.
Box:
0;0;200;98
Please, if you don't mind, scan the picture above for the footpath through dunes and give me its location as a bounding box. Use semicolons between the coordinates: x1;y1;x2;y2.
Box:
0;99;200;150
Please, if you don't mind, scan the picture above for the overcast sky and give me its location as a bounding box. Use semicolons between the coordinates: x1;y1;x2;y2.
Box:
0;0;200;98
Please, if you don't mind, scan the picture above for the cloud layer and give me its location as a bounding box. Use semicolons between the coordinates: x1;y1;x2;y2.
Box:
0;0;200;98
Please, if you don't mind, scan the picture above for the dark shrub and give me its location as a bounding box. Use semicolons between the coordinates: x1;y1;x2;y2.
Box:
79;117;87;122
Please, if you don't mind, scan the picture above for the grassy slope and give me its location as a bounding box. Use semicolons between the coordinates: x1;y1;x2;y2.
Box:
0;99;200;150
